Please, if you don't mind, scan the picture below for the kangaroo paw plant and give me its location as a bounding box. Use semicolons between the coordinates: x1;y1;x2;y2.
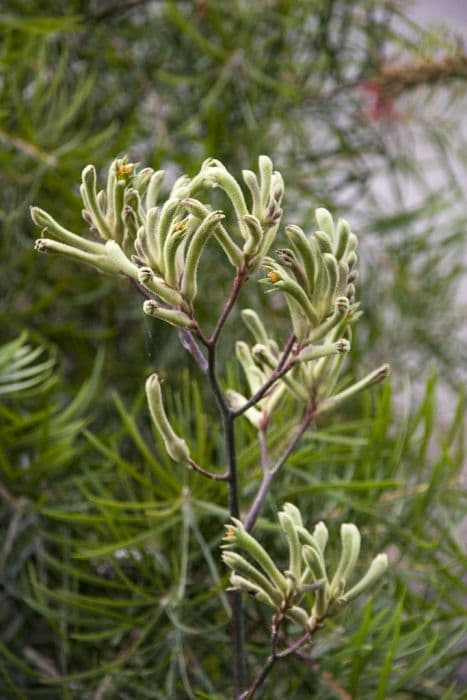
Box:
32;155;390;699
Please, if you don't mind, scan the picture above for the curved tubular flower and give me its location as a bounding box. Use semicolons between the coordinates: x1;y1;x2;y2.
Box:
224;504;389;632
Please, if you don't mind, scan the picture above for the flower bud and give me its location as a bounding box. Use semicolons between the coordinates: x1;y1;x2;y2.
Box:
317;364;391;416
138;267;184;306
313;230;333;254
335;218;351;260
341;554;388;603
242;169;262;217
222;551;282;606
30;206;103;254
181;198;242;267
302;544;328;617
285;225;316;292
181;211;226;301
34;238;116;275
243;214;263;257
81;164;112;240
225;390;263;428
145;374;191;462
144;171;165;212
315;208;334;242
281;503;303;528
312;521;329;553
105;240;139;279
298;339;350;363
278;511;302;581
201;164;249;239
229;573;275;607
330;524;361;597
143;300;196;329
222;518;288;594
258;155;273;208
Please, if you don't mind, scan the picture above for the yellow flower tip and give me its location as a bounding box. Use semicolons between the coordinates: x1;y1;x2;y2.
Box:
267;270;281;284
117;163;137;177
225;526;236;541
173;219;188;234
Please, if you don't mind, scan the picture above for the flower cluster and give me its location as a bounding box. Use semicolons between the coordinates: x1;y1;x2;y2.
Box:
32;155;389;460
32;155;283;329
222;503;388;631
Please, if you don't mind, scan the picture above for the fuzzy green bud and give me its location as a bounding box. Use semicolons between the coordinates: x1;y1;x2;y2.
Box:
138;267;184;306
34;238;116;275
201;163;249;238
298;339;350;363
243;214;263;257
317;364;391;416
335;218;351;260
341;554;388;603
313;230;333;254
259;155;273;209
330;524;361;597
225;389;263;428
31;206;103;254
145;374;191;462
302;544;328;617
278;511;302;582
181;211;225;301
242;169;262;218
81;164;112;240
143;300;196;329
315;208;334;242
312;521;329;553
222;551;283;606
146;170;165;210
222;518;288;594
285;225;315;292
281;503;304;528
105;240;139;279
181;198;242;267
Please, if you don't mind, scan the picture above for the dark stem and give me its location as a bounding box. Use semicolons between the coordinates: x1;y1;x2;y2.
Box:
134;263;250;693
201;274;248;697
208;346;247;697
240;654;275;700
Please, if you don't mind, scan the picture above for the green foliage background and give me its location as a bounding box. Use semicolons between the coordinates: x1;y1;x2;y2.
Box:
1;1;466;698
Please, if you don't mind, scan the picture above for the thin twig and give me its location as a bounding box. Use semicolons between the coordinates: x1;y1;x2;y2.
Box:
232;333;297;417
275;631;311;659
178;329;208;374
244;407;316;532
209;267;248;346
240;623;315;700
270;406;316;477
258;426;270;474
203;291;247;696
187;459;229;481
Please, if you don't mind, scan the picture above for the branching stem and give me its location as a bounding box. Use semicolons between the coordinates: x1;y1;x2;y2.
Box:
232;333;297;416
240;615;318;699
244;406;316;532
187;459;229;481
198;269;249;698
